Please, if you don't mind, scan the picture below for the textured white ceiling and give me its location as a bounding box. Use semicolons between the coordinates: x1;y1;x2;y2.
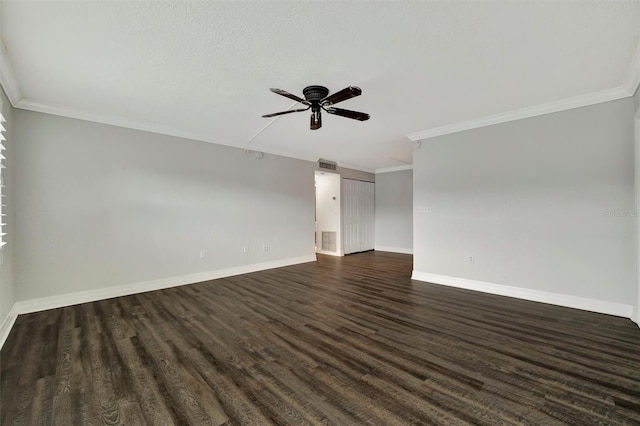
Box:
1;1;639;171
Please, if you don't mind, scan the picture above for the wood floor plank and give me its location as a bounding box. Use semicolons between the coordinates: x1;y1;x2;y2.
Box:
2;251;640;424
112;336;178;425
29;376;55;426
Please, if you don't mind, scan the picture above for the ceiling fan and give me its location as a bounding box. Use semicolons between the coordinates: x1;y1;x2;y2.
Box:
262;85;370;130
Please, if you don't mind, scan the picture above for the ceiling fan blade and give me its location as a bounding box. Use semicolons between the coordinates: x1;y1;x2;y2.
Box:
321;86;362;105
310;110;322;130
325;107;370;121
270;88;308;104
262;108;309;118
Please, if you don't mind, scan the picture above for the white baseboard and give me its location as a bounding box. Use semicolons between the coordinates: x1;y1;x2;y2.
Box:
316;249;343;257
375;246;413;255
411;271;634;319
14;255;317;315
0;304;18;350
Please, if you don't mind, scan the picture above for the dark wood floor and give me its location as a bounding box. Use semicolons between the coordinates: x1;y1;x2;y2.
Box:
2;252;640;425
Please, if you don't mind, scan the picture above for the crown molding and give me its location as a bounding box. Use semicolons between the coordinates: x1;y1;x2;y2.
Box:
408;40;640;142
5;36;638;166
16;98;239;145
0;40;22;106
407;87;631;142
375;164;413;174
17;98;322;163
0;45;321;166
624;41;640;95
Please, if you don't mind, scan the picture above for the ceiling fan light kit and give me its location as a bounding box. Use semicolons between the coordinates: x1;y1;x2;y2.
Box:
262;85;370;130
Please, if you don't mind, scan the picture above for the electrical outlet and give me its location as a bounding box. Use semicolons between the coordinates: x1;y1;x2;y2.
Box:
469;256;474;264
262;243;268;252
199;249;206;259
243;245;249;253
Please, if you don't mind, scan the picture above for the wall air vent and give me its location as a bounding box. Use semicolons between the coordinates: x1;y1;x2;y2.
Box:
321;231;337;252
318;159;337;171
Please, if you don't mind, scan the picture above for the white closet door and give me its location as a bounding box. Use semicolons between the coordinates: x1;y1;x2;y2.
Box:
343;179;375;254
343;179;360;254
361;181;375;251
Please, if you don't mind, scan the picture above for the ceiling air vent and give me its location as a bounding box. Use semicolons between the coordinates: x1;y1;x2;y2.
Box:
319;159;337;171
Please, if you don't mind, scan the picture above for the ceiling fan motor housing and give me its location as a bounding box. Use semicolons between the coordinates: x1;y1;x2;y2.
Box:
303;85;330;103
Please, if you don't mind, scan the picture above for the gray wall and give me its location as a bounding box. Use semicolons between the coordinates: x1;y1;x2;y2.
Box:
0;88;14;324
414;98;636;304
375;169;413;252
14;110;316;301
634;85;640;324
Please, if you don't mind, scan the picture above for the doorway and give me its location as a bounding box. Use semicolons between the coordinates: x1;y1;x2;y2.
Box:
315;171;342;256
